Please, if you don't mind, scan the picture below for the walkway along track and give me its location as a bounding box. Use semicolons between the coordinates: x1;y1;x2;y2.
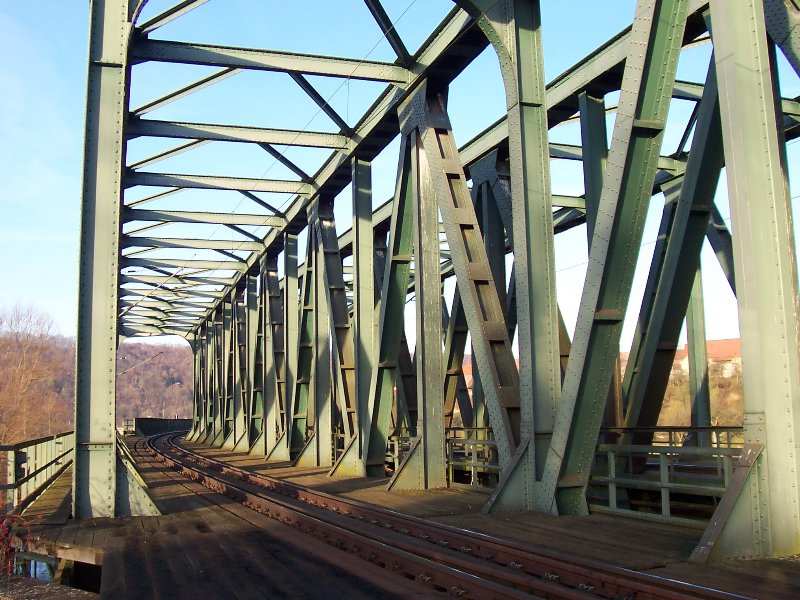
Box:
136;433;748;600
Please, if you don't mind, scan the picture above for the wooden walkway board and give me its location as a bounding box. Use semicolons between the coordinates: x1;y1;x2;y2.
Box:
21;465;73;525
185;439;800;599
17;436;800;599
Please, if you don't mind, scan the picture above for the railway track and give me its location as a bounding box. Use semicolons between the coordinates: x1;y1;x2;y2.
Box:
135;433;749;600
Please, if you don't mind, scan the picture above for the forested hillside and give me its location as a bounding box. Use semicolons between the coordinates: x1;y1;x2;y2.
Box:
0;307;193;445
116;341;193;422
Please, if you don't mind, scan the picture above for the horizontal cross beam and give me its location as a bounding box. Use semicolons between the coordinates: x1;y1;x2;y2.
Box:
125;170;313;195
131;39;411;83
127;118;352;149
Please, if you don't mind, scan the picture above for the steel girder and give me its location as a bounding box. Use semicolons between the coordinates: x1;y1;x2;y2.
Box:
708;0;800;559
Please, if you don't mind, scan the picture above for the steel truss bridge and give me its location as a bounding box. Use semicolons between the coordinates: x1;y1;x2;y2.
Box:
74;0;800;562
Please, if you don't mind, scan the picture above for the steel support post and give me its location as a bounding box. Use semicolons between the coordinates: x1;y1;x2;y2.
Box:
298;206;333;467
271;232;298;461
389;107;446;490
472;0;560;510
248;269;267;454
218;295;235;448
256;251;284;457
74;0;132;517
710;0;800;558
687;267;711;447
620;58;723;446
353;158;374;453
233;275;258;452
314;197;358;444
578;92;607;243
579;91;622;431
331;158;374;476
541;0;690;515
289;229;317;461
208;307;225;445
394;83;520;494
364;137;415;477
189;333;203;440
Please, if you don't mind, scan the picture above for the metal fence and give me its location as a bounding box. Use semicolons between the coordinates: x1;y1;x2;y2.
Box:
589;429;746;526
1;432;74;515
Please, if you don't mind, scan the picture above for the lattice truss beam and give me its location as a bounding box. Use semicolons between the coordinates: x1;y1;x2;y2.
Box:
78;0;800;558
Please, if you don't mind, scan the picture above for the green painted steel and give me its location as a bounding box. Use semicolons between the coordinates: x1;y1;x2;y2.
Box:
620;59;724;446
289;231;316;459
541;0;691;516
74;0;131;518
687;267;711;448
710;0;800;558
364;136;416;476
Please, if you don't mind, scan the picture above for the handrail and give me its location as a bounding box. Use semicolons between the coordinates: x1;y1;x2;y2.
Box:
590;441;744;525
2;431;75;514
0;431;73;452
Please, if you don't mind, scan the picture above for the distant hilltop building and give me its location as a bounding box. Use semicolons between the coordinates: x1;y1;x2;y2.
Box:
619;338;742;378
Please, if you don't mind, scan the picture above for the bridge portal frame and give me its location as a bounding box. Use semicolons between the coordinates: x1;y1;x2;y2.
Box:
76;0;800;559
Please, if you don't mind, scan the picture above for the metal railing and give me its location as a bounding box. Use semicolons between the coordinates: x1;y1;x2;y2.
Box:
590;437;744;525
446;427;499;488
1;432;74;514
599;426;744;449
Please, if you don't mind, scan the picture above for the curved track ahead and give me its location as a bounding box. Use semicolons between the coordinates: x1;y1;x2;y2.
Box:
136;433;749;600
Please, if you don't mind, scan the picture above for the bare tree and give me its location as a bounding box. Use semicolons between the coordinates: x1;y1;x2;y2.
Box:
0;306;58;444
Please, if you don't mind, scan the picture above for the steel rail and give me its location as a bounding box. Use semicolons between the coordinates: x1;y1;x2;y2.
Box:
135;434;547;599
145;433;749;600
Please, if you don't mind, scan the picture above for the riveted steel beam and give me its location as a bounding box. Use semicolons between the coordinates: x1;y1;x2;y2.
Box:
620;60;723;448
75;0;131;519
710;0;800;559
364;0;412;66
541;0;691;516
364;135;415;477
136;0;208;34
122;236;264;252
125;171;313;195
132;67;242;116
128;118;353;149
122;257;248;272
132;38;411;83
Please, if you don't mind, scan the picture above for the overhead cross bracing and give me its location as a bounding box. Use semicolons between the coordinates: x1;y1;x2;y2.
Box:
77;0;800;561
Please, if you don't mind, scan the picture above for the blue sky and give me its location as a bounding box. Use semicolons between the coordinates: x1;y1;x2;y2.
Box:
1;1;795;348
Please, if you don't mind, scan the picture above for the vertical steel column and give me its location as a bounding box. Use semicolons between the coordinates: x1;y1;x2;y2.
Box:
331;158;374;475
217;295;234;447
364;137;415;476
249;268;267;453
687;267;711;447
580;92;622;430
300;205;333;467
259;250;284;457
578;92;607;243
189;333;203;440
541;0;690;515
388;111;446;489
74;0;131;517
276;232;299;461
290;229;317;460
507;0;559;476
711;0;800;558
314;198;358;444
469;0;560;509
234;274;258;452
619;60;723;446
352;157;374;458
